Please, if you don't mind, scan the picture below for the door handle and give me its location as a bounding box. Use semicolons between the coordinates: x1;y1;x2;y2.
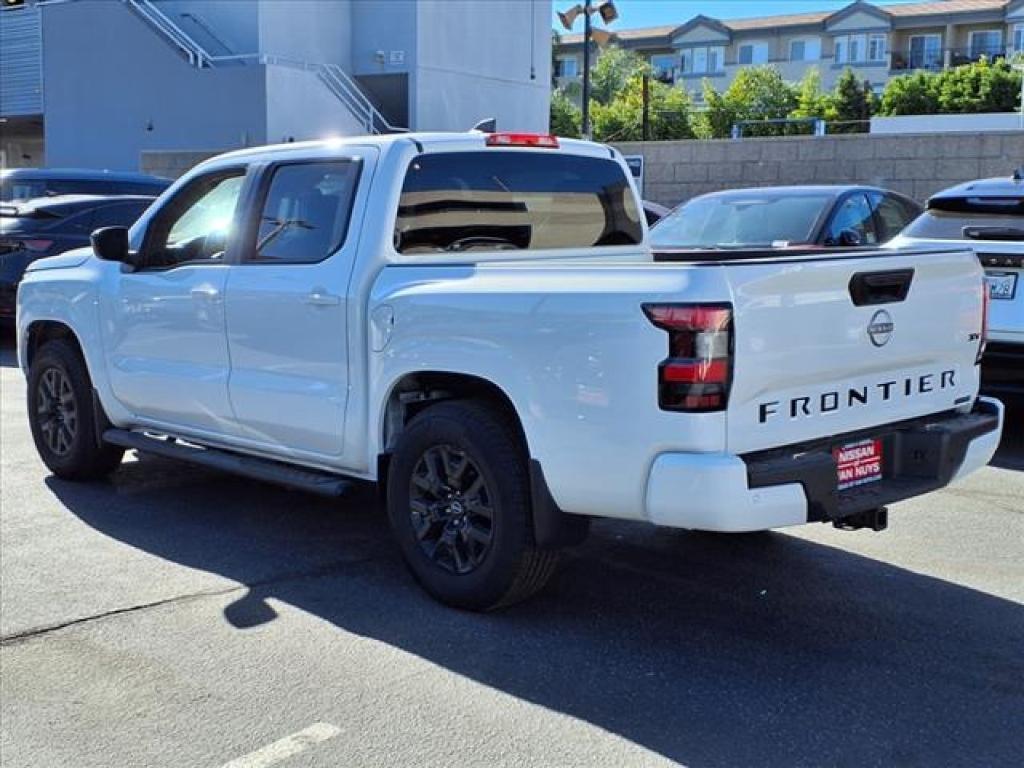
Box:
304;289;341;307
190;286;222;302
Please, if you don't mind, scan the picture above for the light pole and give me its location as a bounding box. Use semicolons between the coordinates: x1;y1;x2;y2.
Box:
557;0;618;139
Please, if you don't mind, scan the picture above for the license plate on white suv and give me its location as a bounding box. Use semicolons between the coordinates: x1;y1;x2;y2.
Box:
986;271;1018;300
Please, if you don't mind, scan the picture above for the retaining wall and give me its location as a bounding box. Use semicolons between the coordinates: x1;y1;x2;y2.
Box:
616;131;1023;206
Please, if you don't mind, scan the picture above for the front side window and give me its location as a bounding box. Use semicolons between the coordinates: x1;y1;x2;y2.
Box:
557;57;578;78
825;193;877;245
141;170;245;268
1014;24;1024;54
395;151;642;254
790;40;806;61
250;161;360;264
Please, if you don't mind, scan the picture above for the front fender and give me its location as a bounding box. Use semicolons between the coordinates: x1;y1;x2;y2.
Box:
16;259;128;423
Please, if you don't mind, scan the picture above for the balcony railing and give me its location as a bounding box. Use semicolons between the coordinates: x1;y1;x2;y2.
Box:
890;46;1011;72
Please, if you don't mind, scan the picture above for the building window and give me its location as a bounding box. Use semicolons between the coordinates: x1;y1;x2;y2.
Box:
789;37;821;61
681;45;724;74
868;33;887;62
650;54;677;82
738;42;769;66
556;57;578;78
1014;24;1024;54
908;34;942;69
968;30;1002;59
835;33;875;63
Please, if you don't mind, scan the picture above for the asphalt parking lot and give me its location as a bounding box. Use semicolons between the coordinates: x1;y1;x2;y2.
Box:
1;334;1022;768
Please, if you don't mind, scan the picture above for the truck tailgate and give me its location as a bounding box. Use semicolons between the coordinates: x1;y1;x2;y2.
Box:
721;248;984;454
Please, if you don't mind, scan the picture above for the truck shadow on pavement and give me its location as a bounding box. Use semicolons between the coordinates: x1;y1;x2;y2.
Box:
45;451;1024;768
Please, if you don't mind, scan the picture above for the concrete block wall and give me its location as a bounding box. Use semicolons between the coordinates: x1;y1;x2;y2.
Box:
616;132;1024;207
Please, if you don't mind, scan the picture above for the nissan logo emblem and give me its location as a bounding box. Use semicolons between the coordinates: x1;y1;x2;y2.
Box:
867;309;894;347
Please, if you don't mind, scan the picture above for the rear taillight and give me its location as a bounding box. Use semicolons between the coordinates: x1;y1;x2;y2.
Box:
977;279;989;364
21;239;54;253
643;303;733;412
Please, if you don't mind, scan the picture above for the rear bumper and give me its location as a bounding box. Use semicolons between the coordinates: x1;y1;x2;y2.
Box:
981;343;1024;397
644;398;1003;532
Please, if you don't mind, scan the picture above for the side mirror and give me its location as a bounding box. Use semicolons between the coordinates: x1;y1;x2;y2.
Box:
91;226;131;263
837;228;863;247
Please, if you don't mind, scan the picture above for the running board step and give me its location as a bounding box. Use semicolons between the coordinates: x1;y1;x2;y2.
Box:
103;429;352;497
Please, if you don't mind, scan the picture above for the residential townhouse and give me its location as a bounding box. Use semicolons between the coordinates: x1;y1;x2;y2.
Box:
553;0;1024;101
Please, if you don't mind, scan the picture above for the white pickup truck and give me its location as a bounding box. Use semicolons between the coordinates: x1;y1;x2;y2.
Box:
17;132;1003;609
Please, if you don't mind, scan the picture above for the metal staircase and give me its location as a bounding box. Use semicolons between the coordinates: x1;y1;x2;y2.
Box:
122;0;405;134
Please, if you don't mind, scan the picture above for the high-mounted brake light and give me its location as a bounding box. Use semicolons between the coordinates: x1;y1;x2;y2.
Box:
977;279;989;364
643;303;733;412
485;133;559;149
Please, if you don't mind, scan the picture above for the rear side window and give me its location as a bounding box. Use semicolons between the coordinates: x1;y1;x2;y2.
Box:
870;193;920;242
250;161;360;264
395;151;642;254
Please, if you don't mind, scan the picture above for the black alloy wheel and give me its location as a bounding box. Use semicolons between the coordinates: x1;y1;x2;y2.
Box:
409;444;495;575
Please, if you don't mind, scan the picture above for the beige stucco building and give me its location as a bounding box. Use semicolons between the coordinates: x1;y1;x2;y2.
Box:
553;0;1024;100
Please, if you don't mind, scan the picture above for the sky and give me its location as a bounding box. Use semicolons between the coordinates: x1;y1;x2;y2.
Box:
551;0;927;30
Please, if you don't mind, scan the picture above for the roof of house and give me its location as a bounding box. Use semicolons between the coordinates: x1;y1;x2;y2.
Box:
725;11;833;31
555;0;1011;46
885;0;1007;16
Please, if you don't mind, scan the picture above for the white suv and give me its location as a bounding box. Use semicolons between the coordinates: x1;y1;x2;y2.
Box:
891;173;1024;398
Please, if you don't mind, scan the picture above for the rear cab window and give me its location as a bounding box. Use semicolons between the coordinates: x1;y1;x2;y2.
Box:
394;150;642;254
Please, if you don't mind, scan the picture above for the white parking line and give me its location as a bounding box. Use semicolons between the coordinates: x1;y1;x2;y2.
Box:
220;723;341;768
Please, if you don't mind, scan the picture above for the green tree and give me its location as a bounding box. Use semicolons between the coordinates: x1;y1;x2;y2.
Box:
590;73;694;141
937;56;1020;113
791;67;830;119
829;68;874;132
695;66;797;137
878;71;941;115
692;80;735;139
877;58;1021;116
549;89;581;137
589;45;648;105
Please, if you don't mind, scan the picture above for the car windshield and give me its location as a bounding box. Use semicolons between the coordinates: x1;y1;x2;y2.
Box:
650;193;832;249
903;209;1024;241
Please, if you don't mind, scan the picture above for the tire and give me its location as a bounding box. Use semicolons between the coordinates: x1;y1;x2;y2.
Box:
386;399;559;611
27;339;124;480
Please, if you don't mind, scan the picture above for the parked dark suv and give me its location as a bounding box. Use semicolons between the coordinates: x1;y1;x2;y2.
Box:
0;195;155;323
0;168;170;202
